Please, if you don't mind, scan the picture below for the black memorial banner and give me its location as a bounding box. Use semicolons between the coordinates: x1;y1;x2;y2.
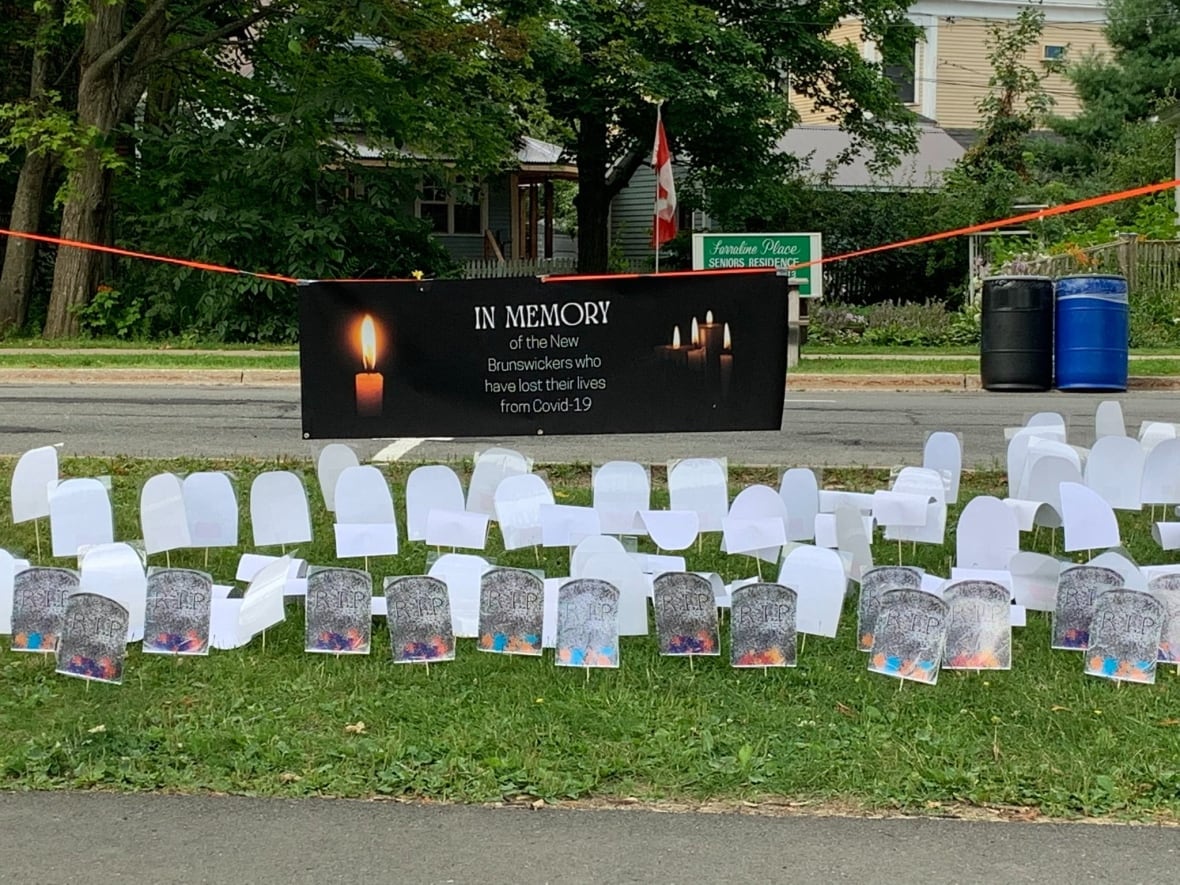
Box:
299;272;788;438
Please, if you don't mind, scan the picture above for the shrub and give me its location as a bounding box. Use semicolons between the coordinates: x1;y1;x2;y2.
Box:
808;299;979;347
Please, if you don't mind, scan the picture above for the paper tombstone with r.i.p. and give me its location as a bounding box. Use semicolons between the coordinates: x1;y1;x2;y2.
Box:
385;575;454;663
667;458;728;532
942;580;1011;670
55;592;129;685
478;567;544;656
182;472;238;549
652;572;719;656
592;461;650;535
12;445;59;524
79;542;146;642
1085;589;1164;683
315;443;359;513
143;568;212;655
1052;564;1124;650
405;464;465;541
555;578;619;668
250;471;312;548
777;545;846;638
1148;574;1180;662
49;478;114;559
730;582;797;667
856;565;923;652
493;473;554;550
305;567;371;654
333;465;398;557
10;566;78;652
868;589;948;684
1084;436;1143;510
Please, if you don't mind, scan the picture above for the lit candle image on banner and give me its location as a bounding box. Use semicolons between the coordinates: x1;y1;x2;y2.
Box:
720;323;733;398
354;314;384;417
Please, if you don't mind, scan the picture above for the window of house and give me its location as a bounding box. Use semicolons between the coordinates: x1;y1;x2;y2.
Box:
881;36;918;105
417;175;485;235
1042;44;1067;62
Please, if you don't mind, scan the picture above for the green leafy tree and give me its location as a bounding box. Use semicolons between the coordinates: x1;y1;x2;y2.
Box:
523;0;922;273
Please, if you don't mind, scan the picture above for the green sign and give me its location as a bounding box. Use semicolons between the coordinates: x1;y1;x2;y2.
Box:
691;233;823;297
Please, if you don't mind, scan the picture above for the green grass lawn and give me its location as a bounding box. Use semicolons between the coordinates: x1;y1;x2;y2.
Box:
0;352;299;369
2;458;1179;819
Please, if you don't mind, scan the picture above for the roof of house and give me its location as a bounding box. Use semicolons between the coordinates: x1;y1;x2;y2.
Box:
776;123;965;189
346;135;575;177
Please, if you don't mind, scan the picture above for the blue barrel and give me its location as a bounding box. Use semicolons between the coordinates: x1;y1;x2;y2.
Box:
980;276;1055;391
1054;275;1129;391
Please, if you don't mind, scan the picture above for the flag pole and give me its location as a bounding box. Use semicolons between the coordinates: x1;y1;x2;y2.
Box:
654;103;662;275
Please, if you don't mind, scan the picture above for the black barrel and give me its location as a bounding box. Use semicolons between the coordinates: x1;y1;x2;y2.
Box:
980;276;1054;391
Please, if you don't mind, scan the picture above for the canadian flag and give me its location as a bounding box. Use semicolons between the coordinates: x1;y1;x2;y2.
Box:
651;109;677;249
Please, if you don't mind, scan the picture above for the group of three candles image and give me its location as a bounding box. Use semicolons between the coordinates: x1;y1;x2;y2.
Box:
654;310;734;398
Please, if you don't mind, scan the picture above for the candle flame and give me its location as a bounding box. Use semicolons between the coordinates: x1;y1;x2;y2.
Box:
706;310;714;324
691;317;699;346
723;322;732;350
360;315;377;370
672;325;681;347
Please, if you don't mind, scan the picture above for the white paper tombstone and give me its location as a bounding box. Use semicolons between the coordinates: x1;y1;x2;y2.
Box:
818;490;875;514
250;471;312;548
11;445;58;524
1139;421;1177;453
1154;522;1180;551
1141;437;1180;507
779;468;819;541
1088;549;1147;591
140;473;191;555
867;589;948;684
405;465;465;541
1052;565;1124;650
942;580;1012;670
1026;411;1067;431
1016;455;1084;528
80;543;147;642
49;478;114;558
652;572;719;656
857;565;923;652
667;458;728;532
1006;426;1066;494
571;535;627;577
1060;482;1121;552
539;504;601;549
1094;400;1126;439
0;549;14;633
183;472;239;549
493;473;555;550
724;485;789;563
427;553;490;637
467;447;531;517
1009;551;1063;611
923;432;962;503
333;465;398;557
315;444;359;512
579;552;650;636
592;461;650;535
730;582;797;667
880;467;947;545
1084;436;1144;511
639;510;700;551
237;555;290;646
55;593;129;685
1084;589;1164;683
1148;574;1180;663
835;504;873;580
956;496;1020;570
777;545;847;638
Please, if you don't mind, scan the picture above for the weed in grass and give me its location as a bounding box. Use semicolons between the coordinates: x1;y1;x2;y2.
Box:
0;459;1178;819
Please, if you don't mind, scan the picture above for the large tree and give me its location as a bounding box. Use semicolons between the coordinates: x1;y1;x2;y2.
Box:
523;0;922;273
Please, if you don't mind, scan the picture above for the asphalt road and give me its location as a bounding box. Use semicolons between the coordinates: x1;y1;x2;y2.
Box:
0;792;1172;884
0;384;1177;466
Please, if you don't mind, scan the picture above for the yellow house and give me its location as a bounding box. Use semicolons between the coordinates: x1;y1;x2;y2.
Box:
792;1;1111;130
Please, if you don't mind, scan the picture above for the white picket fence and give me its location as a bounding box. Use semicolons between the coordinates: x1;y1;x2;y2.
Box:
462;257;578;279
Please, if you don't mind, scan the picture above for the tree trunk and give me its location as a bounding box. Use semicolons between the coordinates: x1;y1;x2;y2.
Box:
43;2;125;339
575;117;611;274
0;153;51;330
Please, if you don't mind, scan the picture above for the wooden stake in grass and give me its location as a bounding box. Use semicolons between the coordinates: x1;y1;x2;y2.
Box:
34;519;41;561
165;550;171;569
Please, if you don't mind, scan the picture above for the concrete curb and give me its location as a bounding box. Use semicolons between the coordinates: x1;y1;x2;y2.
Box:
0;367;1175;391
